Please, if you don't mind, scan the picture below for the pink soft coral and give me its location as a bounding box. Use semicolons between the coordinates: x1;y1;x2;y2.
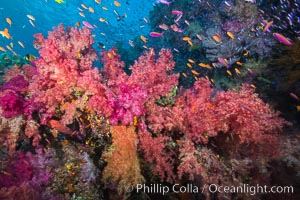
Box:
0;91;25;118
28;24;108;124
109;84;147;126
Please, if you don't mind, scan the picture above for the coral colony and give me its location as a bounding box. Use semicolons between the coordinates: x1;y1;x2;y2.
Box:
0;23;293;199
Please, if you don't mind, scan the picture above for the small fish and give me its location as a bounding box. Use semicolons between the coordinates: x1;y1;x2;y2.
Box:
226;70;232;76
0;46;6;52
10;42;13;48
297;106;300;111
196;34;202;41
1;170;11;176
114;0;121;6
186;63;192;68
182;72;187;78
290;93;299;101
149;32;163;37
26;14;35;21
243;50;249;56
99;18;106;22
182;36;191;41
95;0;101;4
75;21;80;26
188;59;195;63
236;61;242;66
29;19;35;27
82;21;94;29
81;4;88;9
187;40;193;46
172;10;183;15
6;45;16;55
234;68;241;75
173;48;179;53
128;40;134;47
170;24;183;32
0;28;12;39
262;20;273;32
156;0;171;6
159;24;168;30
79;12;85;17
5;18;12;26
143;17;149;23
226;31;234;39
218;57;230;68
273;33;293;46
55;0;64;4
212;34;221;43
140;35;147;43
88;7;94;13
198;63;211;69
102;6;108;10
18;41;25;48
25;54;36;62
184;20;190;26
191;69;200;76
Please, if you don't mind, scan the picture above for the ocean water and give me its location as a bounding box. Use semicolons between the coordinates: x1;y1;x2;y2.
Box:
0;0;154;56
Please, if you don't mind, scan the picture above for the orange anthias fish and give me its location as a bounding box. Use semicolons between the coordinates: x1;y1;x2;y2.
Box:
0;28;12;39
226;31;234;39
114;1;121;6
198;63;211;69
140;35;147;43
88;7;94;13
262;20;273;32
212;33;221;43
0;46;6;52
48;119;72;135
5;18;12;26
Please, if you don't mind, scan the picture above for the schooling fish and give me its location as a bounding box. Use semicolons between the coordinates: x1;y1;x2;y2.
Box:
149;32;163;37
26;14;35;21
55;0;64;4
0;28;12;39
82;21;94;29
157;0;171;6
273;33;293;46
218;57;230;68
172;10;183;15
159;24;168;30
262;20;273;32
5;18;12;26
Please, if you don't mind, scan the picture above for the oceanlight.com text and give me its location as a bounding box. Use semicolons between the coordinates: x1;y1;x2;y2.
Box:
208;184;294;196
126;183;294;196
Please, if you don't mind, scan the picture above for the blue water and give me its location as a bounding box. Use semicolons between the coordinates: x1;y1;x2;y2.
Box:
0;0;154;56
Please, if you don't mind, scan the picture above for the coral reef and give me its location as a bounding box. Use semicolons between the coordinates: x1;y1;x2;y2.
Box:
0;24;294;199
103;126;144;194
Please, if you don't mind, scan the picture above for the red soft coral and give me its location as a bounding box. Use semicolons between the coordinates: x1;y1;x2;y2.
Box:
128;48;179;99
138;130;176;183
